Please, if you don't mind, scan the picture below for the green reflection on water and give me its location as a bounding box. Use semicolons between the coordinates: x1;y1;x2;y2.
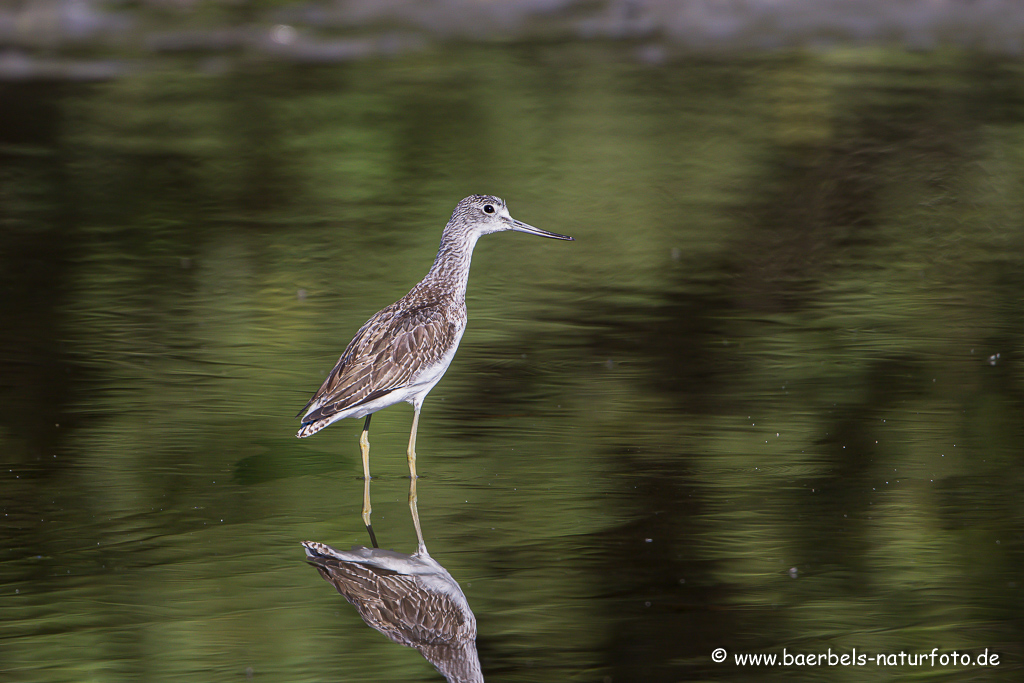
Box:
1;46;1023;681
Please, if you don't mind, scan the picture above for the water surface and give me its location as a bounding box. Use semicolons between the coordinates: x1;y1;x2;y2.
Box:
1;46;1023;681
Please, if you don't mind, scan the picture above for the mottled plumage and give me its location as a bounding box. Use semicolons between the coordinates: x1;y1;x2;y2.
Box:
296;194;572;482
296;297;460;436
303;540;482;683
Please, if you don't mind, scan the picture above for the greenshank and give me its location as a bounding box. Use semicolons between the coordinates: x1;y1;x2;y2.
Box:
296;195;573;488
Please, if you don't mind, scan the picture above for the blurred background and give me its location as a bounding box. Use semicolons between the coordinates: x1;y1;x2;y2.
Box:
2;1;1024;681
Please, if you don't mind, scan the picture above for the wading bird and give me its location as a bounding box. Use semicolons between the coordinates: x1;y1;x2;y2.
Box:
296;195;572;490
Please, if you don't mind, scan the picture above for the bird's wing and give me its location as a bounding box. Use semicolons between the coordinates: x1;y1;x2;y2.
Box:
303;542;480;679
308;556;474;647
298;301;457;422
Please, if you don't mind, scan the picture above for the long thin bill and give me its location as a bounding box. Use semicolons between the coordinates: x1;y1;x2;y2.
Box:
508;217;574;241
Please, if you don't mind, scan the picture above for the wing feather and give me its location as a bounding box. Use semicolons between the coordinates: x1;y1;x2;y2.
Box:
298;300;458;423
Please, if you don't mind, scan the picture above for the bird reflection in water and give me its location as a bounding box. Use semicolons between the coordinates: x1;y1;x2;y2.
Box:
304;478;483;683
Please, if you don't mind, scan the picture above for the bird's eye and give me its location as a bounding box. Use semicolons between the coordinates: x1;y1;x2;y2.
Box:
483;204;495;214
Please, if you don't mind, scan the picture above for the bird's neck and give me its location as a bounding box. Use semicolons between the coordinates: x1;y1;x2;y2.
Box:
420;228;480;303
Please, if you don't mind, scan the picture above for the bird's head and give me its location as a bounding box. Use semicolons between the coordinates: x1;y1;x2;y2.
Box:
449;195;574;241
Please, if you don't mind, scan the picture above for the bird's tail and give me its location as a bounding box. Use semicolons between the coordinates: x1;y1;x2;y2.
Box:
296;420;329;438
302;540;340;560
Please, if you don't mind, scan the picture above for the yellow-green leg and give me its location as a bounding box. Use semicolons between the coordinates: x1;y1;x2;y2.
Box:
359;414;372;481
409;474;425;552
359;415;378;548
363;475;378;548
407;406;421;479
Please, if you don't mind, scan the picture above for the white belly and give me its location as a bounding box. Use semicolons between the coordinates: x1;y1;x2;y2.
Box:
334;324;465;421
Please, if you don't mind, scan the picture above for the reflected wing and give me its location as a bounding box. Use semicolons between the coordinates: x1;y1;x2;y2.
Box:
298;301;457;422
304;541;483;682
311;559;473;646
303;543;474;646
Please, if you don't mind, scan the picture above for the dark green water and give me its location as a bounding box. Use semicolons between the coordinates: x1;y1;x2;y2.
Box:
2;45;1023;681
